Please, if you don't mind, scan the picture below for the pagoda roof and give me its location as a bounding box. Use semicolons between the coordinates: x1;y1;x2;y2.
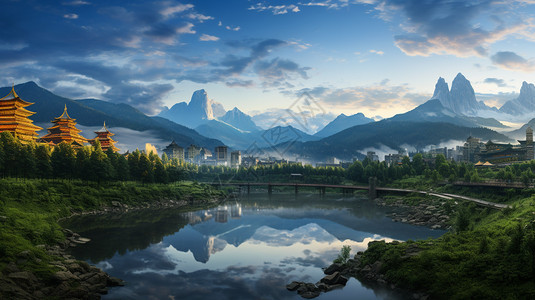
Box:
0;85;19;101
56;104;74;120
0;86;34;106
95;121;110;133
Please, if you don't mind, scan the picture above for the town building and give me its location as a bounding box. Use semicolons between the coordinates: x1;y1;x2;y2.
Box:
90;122;119;152
215;146;229;165
187;144;201;162
463;127;534;164
231;151;241;168
0;86;42;143
163;140;184;161
366;151;379;162
39;105;87;147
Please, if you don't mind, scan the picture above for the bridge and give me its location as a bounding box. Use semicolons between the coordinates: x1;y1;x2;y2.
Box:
209;179;509;210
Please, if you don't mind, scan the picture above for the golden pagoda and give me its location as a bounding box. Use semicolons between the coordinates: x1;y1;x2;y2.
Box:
39;105;87;147
0;85;42;143
90;121;119;152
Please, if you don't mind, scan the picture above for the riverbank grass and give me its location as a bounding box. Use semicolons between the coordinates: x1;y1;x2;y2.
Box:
0;178;224;283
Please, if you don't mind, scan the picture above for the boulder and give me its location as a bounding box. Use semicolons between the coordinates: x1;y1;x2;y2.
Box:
323;263;342;275
320;271;348;286
286;281;303;291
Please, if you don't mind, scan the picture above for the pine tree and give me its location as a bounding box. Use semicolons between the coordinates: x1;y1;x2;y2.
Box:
34;145;52;179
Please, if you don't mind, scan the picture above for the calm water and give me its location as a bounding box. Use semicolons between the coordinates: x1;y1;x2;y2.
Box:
62;193;445;300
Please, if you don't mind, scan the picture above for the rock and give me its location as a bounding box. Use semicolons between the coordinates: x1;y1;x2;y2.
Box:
286;281;302;291
107;276;125;287
8;271;38;286
320;271;348;286
111;201;121;207
53;271;78;282
323;263;342;275
300;290;321;299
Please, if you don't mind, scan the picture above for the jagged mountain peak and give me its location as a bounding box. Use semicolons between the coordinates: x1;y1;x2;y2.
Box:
219;107;259;132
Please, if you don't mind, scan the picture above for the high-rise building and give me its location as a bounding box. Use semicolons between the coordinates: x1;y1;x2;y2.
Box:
0;86;42;143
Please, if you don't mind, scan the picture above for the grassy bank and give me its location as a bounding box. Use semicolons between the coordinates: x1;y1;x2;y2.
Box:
354;182;535;299
0;178;225;283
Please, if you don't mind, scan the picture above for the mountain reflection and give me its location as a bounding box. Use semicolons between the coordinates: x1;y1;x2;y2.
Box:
64;194;444;300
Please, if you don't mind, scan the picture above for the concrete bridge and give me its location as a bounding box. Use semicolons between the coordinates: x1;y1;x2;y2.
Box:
209;178;509;210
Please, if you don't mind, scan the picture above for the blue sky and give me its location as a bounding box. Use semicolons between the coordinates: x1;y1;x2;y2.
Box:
1;0;535;122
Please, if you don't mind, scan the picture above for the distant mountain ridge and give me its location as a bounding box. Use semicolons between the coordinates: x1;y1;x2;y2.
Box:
500;82;535;116
286;121;513;161
219;107;261;132
314;113;374;137
0;82;224;150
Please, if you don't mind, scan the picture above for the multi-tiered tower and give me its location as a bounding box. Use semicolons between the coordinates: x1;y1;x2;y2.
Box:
0;86;42;143
89;122;119;152
39;105;87;147
526;127;534;161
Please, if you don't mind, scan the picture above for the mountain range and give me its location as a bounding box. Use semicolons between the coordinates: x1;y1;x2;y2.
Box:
3;73;535;162
0;82;224;150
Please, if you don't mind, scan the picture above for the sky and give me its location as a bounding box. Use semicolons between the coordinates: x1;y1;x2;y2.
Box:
1;0;535;129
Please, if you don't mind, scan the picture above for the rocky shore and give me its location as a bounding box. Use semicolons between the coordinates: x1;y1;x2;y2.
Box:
374;197;454;230
0;228;123;300
287;242;430;300
1;196;223;299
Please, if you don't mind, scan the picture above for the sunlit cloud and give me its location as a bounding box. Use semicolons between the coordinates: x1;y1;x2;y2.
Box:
199;34;220;42
490;51;535;72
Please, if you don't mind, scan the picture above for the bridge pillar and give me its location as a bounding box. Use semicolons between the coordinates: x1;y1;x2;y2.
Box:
247;184;250;194
295;184;298;195
369;177;377;200
268;185;272;195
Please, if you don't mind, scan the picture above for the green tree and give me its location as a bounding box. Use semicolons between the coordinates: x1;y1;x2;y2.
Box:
51;142;76;179
138;152;154;183
34;145;52;179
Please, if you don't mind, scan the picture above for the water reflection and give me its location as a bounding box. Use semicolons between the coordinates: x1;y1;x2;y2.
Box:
63;194;445;299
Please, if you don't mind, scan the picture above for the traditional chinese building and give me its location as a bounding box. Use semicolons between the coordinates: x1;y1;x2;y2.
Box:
466;127;534;164
39;105;87;147
90;122;119;152
0;86;42;143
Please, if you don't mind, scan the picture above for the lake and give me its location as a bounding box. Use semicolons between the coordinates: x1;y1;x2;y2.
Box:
62;193;445;299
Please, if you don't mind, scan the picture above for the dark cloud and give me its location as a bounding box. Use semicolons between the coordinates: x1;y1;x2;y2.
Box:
484;77;507;87
254;58;310;88
490;51;535;72
225;79;255;88
382;0;526;57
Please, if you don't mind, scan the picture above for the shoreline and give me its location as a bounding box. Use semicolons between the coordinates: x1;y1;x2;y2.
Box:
1;194;224;300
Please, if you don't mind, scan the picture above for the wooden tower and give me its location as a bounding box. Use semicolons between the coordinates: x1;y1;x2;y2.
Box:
0;85;42;143
90;121;119;152
39;105;87;147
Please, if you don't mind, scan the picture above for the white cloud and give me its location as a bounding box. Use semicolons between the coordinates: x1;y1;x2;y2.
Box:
176;22;196;34
225;25;241;31
199;34;220;42
248;3;301;15
63;13;79;19
369;49;384;55
186;13;214;23
160;4;194;18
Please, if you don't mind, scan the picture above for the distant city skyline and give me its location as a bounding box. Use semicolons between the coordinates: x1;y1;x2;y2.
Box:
1;0;534;121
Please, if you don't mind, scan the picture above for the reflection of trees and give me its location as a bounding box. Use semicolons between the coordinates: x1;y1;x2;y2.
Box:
62;208;191;263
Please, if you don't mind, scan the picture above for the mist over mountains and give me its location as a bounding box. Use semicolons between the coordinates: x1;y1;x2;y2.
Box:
3;73;535;161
